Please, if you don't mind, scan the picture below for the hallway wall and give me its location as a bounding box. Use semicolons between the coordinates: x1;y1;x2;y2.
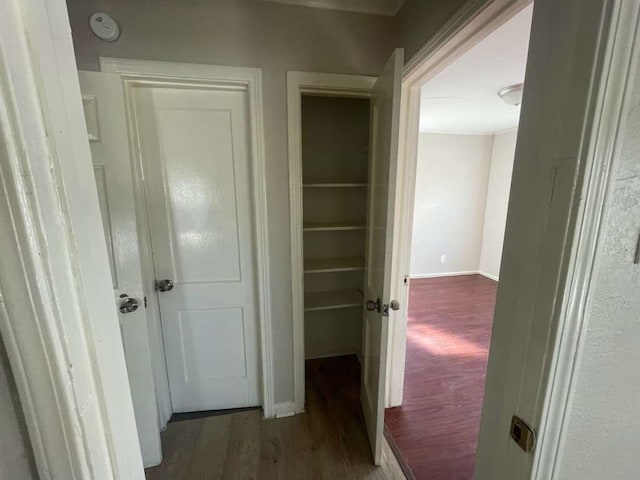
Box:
65;0;493;407
66;0;396;404
396;0;470;61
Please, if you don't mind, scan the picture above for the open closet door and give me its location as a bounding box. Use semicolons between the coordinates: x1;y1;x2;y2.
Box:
78;71;161;467
361;48;403;465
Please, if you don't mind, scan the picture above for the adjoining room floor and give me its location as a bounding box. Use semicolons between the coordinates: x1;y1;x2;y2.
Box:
146;355;405;480
385;275;498;480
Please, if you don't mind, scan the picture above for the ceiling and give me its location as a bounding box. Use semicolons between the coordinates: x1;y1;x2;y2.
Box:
420;4;533;135
256;0;405;16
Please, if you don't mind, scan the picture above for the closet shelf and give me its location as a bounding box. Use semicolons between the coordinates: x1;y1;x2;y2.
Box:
303;257;365;273
304;289;364;312
303;222;366;232
303;182;367;188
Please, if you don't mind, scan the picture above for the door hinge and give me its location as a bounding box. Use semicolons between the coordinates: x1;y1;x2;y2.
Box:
144;296;148;308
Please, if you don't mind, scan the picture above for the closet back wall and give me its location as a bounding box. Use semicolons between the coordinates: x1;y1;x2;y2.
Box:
65;0;397;404
301;95;370;360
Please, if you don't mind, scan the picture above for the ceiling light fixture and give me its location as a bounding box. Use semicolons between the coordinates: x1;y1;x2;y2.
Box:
498;83;524;106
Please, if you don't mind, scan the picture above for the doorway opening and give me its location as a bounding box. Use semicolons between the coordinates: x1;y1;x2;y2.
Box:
287;52;405;467
385;4;533;480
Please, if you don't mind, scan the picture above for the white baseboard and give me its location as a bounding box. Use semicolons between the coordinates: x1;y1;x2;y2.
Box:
273;401;297;418
479;271;499;282
410;270;479;279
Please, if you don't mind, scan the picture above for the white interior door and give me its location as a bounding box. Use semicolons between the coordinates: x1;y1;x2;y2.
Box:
79;72;162;467
362;48;404;465
133;85;260;413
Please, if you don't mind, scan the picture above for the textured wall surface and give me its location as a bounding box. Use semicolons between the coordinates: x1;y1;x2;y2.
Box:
555;101;640;480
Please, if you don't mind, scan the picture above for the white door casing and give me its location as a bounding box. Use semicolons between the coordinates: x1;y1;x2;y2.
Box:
0;1;145;477
385;0;532;409
361;48;404;465
286;71;376;416
79;71;162;467
133;86;261;412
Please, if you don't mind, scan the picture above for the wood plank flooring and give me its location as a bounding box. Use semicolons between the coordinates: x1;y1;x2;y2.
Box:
384;275;498;480
146;355;405;480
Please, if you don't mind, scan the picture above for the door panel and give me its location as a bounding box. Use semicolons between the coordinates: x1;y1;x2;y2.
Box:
133;86;260;412
79;72;162;467
155;107;242;283
362;48;404;465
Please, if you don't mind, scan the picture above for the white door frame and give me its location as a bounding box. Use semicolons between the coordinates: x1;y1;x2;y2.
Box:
531;3;640;475
100;58;275;419
0;0;145;478
386;0;532;408
287;71;376;415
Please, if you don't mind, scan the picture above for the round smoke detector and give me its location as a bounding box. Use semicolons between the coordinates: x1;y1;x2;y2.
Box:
89;12;120;42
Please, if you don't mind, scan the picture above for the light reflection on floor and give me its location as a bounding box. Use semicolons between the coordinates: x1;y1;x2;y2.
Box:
406;316;488;359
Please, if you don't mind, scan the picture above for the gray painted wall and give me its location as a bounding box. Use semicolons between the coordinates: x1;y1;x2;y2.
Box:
396;0;469;61
65;0;396;403
0;335;37;480
410;132;493;276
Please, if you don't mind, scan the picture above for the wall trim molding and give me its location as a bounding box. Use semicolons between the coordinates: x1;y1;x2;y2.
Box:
409;270;500;281
100;57;276;419
404;0;531;80
478;271;499;282
410;270;480;279
287;71;376;415
273;401;297;418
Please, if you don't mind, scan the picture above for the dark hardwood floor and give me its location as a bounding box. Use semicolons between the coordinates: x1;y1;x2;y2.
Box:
384;275;498;480
146;355;405;479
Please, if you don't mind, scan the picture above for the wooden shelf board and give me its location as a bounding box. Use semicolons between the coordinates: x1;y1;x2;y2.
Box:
304;289;364;312
303;222;366;232
303;183;367;188
303;257;365;273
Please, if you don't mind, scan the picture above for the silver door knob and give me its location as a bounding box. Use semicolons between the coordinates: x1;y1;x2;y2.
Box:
366;298;381;313
390;300;400;311
119;296;139;314
156;279;174;292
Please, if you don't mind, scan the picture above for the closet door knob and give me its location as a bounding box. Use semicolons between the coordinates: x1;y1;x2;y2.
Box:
156;279;174;292
119;296;139;314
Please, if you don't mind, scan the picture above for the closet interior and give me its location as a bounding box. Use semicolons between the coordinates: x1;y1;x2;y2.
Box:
300;94;371;361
